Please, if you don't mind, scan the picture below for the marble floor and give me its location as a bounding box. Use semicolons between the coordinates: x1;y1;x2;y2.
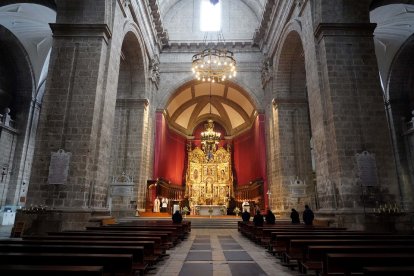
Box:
150;228;298;276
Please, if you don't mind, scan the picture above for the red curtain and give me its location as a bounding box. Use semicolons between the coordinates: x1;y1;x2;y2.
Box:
233;114;268;206
153;112;186;185
153;112;267;208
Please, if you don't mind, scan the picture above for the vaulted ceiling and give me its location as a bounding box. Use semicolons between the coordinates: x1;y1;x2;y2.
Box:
165;81;257;137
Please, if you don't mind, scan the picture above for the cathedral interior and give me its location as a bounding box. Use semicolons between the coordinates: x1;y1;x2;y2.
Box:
0;0;414;234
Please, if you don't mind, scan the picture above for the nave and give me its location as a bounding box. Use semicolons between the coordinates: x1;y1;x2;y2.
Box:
152;228;295;276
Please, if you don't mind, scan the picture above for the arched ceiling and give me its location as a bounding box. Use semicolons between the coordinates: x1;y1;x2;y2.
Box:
0;3;56;90
370;3;414;90
159;0;266;21
159;0;265;41
166;81;257;137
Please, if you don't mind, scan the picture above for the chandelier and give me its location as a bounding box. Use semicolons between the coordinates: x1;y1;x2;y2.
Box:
191;33;237;83
201;119;221;143
201;119;221;160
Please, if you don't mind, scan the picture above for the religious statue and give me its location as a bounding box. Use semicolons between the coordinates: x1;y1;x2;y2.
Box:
153;197;160;213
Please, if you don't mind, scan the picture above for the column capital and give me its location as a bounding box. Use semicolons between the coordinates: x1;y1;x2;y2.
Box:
314;23;376;42
49;23;112;44
116;98;149;109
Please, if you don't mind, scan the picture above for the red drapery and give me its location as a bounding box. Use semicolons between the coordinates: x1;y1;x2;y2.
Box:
153;112;267;206
233;114;268;207
153;112;186;185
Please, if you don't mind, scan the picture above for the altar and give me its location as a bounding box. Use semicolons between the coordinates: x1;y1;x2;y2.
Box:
194;205;226;216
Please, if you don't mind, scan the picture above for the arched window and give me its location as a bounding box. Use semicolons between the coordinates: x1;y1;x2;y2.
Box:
200;0;221;32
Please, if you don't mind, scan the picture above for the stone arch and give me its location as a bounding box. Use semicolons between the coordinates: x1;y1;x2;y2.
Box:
0;25;34;114
163;79;259;137
159;76;262;112
384;33;414;206
0;0;56;10
108;26;150;216
117;24;148;99
270;28;314;213
0;24;36;207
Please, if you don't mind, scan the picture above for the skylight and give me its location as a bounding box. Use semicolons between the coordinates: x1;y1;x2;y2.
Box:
200;0;221;32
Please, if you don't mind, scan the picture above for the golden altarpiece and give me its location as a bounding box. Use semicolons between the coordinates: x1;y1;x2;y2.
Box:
185;120;234;214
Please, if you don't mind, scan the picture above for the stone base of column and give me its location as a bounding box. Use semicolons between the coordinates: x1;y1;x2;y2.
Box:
13;208;111;236
316;208;413;234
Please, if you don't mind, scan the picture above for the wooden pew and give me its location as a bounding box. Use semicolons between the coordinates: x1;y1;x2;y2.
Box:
271;233;414;258
85;226;180;245
287;239;414;274
20;236;161;265
322;253;414;276
46;231;168;253
300;244;414;274
363;266;414;275
0;265;104;276
0;252;134;276
0;244;147;275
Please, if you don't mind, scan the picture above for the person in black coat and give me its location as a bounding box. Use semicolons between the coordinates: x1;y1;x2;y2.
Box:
172;210;183;223
253;210;264;227
290;208;300;224
302;205;314;225
241;210;251;222
265;209;275;224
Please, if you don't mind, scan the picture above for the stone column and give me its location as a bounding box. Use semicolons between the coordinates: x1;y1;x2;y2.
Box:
314;3;398;211
110;99;149;217
23;1;114;232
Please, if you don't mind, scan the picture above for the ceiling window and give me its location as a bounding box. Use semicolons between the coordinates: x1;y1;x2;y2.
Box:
200;0;221;32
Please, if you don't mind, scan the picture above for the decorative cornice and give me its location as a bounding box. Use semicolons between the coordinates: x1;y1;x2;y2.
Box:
253;0;276;46
314;23;377;42
147;0;169;48
116;98;150;108
163;41;259;52
49;24;112;44
272;98;308;108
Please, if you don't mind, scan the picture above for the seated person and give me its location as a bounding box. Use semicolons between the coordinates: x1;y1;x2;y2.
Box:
172;210;183;223
241;210;251;222
265;209;276;224
253;210;264;227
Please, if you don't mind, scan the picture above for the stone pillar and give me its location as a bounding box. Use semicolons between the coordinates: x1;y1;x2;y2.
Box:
314;2;398;211
24;1;114;232
109;99;149;217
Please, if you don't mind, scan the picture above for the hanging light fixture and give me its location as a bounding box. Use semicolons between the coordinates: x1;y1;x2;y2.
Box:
191;28;237;83
201;82;221;160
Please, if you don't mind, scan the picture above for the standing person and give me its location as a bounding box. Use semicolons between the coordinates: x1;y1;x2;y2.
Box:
161;197;168;212
290;208;300;224
241;210;251;222
153;197;160;213
172;210;183;223
302;205;314;225
265;209;276;224
253;210;264;227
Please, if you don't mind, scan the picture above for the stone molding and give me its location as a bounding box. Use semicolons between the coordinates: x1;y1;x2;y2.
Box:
49;23;112;44
163;41;260;52
253;0;276;46
314;23;377;42
272;98;308;108
116;98;150;109
146;0;169;48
